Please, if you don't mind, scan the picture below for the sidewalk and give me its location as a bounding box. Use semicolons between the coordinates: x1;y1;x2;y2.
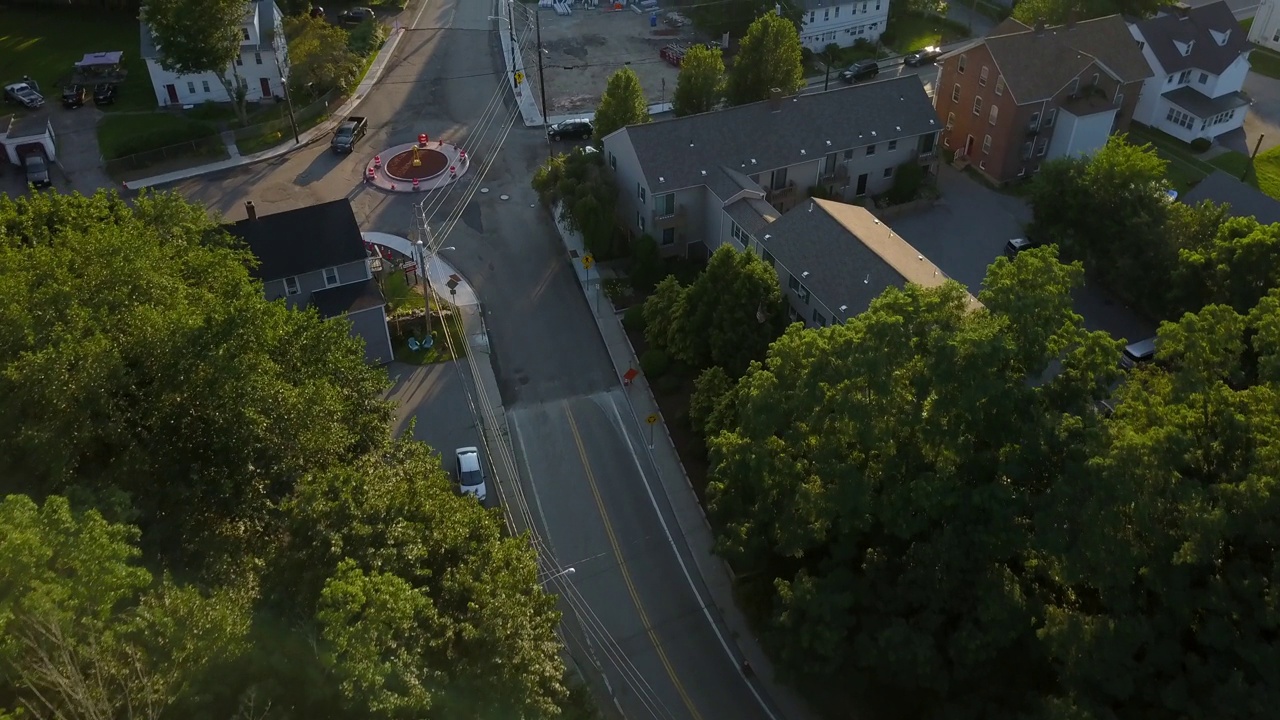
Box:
122;24;409;190
550;212;819;720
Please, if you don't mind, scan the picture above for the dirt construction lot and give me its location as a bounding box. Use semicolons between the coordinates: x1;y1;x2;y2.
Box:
534;7;702;115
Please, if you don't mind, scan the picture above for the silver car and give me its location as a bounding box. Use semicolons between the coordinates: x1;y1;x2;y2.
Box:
454;447;487;501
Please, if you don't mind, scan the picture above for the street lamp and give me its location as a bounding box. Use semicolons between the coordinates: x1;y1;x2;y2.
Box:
541;567;576;585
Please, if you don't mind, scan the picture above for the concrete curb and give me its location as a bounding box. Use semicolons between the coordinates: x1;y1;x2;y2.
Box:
122;25;409;190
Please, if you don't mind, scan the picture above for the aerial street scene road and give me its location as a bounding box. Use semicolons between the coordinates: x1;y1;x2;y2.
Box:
2;0;1279;719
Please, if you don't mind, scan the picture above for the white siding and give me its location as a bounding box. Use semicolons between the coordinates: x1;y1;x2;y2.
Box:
1046;107;1115;160
799;0;890;51
1250;0;1280;51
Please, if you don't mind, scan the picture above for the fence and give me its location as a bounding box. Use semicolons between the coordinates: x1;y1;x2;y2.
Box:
228;89;344;145
103;136;227;178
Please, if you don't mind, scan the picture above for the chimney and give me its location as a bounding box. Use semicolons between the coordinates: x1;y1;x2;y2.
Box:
1034;18;1046;35
769;87;783;112
245;201;257;221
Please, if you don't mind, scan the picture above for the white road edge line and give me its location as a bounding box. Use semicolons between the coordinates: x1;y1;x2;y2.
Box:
606;396;779;720
410;0;432;29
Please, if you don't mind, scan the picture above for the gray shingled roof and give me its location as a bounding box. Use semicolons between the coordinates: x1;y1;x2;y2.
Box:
612;75;939;195
310;278;386;318
763;199;977;322
1132;3;1249;76
1163;85;1249;117
1183;170;1280;225
725;197;777;238
978;14;1153;104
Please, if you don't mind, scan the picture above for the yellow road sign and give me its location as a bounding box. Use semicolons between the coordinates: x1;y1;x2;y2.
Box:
646;413;659;425
582;253;594;270
514;71;525;86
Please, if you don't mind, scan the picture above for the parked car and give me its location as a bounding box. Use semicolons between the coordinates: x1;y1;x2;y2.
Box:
339;6;375;25
62;84;88;109
4;82;44;108
330;116;368;153
1120;337;1158;370
23;150;51;189
309;5;325;18
904;46;943;66
455;447;487;501
1004;237;1033;258
547;118;593;141
839;59;879;83
93;83;118;106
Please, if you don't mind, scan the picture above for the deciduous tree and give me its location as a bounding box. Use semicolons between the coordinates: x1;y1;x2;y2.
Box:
725;13;805;106
143;0;254;122
593;68;650;142
1012;0;1165;26
284;14;361;94
532;148;618;254
672;44;724;116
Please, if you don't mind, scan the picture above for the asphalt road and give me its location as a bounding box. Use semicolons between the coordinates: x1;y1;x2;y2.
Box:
163;1;771;718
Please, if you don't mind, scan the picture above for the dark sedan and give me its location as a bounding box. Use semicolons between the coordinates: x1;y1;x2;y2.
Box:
839;59;879;84
547;118;594;141
61;84;88;109
93;83;117;106
904;46;943;66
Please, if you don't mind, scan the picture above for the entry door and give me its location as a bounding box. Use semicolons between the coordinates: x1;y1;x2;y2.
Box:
855;173;869;196
164;84;178;104
965;134;976;156
259;77;272;99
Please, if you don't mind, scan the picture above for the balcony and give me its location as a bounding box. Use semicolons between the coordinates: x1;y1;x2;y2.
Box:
765;179;797;206
654;203;687;230
820;164;849;183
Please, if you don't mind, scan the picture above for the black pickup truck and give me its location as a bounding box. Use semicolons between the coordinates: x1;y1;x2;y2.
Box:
331;116;367;154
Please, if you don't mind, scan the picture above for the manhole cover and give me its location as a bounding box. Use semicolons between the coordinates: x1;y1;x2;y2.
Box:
480;187;490;194
499;194;510;201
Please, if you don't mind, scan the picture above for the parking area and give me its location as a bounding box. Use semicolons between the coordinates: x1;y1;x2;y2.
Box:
533;7;693;115
890;166;1156;343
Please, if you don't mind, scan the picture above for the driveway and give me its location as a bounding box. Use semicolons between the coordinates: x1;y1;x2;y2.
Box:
890;166;1155;343
1244;70;1280;154
48;104;112;194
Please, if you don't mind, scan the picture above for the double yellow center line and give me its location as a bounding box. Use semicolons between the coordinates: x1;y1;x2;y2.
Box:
564;404;703;720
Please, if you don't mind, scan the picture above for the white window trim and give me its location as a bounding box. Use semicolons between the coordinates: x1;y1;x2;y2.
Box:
284;276;301;296
323;267;340;288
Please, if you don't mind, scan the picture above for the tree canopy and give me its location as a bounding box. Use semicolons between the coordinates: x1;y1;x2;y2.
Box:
698;245;1280;719
143;0;251;117
0;190;575;720
592;68;650;143
725;12;806;106
284;14;362;94
672;44;725;117
687;1;802;40
1012;0;1166;26
532;148;619;255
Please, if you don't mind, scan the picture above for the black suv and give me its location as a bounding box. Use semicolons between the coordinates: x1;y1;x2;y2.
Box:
62;84;88;109
547;118;594;141
839;59;880;83
93;83;117;106
339;6;375;25
904;46;943;67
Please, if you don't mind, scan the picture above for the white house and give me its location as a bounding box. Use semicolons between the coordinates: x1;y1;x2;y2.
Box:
1249;0;1280;51
798;0;890;51
1128;2;1251;143
140;0;289;107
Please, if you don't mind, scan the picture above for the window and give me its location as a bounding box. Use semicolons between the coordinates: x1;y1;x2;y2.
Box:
788;274;811;304
254;52;263;65
661;227;675;246
656;193;674;216
1090;73;1100;87
946;111;955;129
637;183;646;203
1178;69;1191;84
609;153;616;169
1167;74;1176;84
951;83;961;103
1137;40;1145;51
958;54;967;73
186;81;195;93
808;11;814;23
921;133;935;154
1021;141;1033;160
236;55;243;66
995;75;1005;96
1044;108;1057;127
812;309;827;327
1115;93;1124;108
883;167;894;178
843;149;853;160
323;267;339;287
1029;111;1041;129
979;66;989;86
730;221;745;243
835;6;840;17
1166;106;1195;130
972;96;982;115
888;139;897;151
1036;140;1047;157
284;276;300;296
866;143;876;156
989;105;998;125
201;80;211;93
824;9;829;20
772;167;788;190
1274;29;1280;43
1068;77;1080;95
637;211;646;233
241;28;250;41
1199;72;1209;84
982;135;992;154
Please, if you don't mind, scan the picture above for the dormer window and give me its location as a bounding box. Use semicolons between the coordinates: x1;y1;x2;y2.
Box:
1174;39;1194;56
1210;28;1231;46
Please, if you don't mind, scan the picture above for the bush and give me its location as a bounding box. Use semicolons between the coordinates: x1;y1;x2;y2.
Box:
884;161;926;205
629;234;663;294
348;18;387;56
654;374;683;395
640;348;671;379
622;305;647;333
1190;137;1212;153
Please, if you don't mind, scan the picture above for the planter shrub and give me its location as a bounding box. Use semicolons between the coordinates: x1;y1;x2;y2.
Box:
623;305;647;333
640;348;670;379
1190;137;1212;153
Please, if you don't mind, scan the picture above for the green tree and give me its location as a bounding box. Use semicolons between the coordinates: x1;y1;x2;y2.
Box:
672;44;725;117
687;1;802;39
643;275;688;353
284;14;361;94
1012;0;1165;26
289;440;567;719
532;148;619;255
1178;215;1280;315
0;190;391;582
593;68;650;142
143;0;253;121
725;13;805;106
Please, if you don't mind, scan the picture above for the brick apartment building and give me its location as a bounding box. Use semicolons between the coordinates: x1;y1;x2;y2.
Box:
934;14;1152;184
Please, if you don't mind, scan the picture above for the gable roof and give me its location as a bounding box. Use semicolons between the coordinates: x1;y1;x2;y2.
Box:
973;14;1153;103
1131;3;1250;76
225;198;367;281
1182;170;1280;225
607;75;939;196
763;199;979;322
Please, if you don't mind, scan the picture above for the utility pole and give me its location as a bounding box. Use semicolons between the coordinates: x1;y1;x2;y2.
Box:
536;8;550;156
823;53;831;92
274;53;299;144
1247;134;1265;181
507;0;519;93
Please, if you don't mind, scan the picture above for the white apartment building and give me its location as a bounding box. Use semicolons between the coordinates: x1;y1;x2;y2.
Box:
798;0;891;51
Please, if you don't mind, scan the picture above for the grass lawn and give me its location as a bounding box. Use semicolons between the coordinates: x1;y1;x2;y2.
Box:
883;11;970;55
0;7;155;112
1253;146;1280;200
1241;17;1254;33
1127;124;1257;194
97;112;219;160
1250;44;1280;80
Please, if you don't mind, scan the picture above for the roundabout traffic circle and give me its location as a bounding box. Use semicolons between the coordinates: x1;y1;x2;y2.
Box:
385;146;449;181
364;139;470;193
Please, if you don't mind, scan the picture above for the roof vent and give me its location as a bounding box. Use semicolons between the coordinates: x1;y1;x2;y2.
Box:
871;131;877;136
801;270;810;277
689;140;695;147
825;140;832;146
863;274;870;284
245;201;257;221
751;158;757;164
659;176;665;183
763;234;772;241
895;126;901;131
929;119;936;124
918;255;924;261
873;218;881;225
700;169;707;176
800;149;806;155
808;202;813;212
840;304;849;311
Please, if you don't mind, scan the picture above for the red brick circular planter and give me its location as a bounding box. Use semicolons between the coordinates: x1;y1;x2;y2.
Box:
384;147;449;181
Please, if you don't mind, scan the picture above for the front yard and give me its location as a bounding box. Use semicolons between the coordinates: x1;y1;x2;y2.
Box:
0;7;154;112
881;11;970;55
1127;124;1258;194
